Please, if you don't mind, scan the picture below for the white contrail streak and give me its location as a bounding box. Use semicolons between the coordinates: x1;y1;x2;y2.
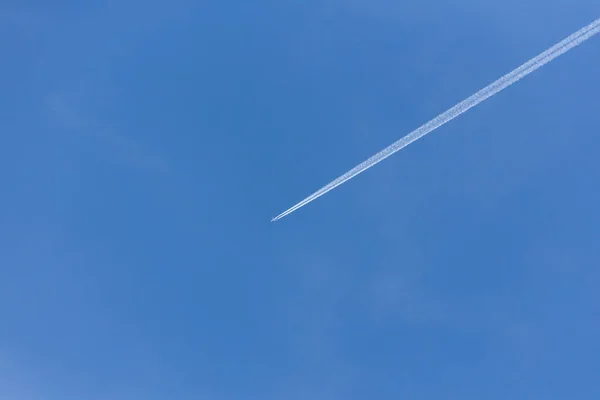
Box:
272;18;600;222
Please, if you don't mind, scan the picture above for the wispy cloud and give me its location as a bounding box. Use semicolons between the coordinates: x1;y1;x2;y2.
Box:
47;94;169;173
0;6;37;30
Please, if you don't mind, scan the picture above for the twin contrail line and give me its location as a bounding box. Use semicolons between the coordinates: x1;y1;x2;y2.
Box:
272;18;600;222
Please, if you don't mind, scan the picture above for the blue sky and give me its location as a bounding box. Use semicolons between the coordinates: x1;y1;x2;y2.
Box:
2;1;600;399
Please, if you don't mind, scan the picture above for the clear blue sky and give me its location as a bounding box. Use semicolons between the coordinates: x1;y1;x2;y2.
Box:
2;1;600;399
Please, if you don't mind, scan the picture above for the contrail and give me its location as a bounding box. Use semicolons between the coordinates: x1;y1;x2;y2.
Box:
272;18;600;222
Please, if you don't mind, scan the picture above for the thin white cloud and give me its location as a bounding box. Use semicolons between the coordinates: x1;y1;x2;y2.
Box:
272;17;600;221
47;94;169;173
